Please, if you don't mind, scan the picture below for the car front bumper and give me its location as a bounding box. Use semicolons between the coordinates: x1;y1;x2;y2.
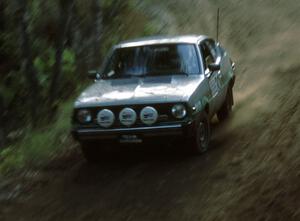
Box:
71;121;195;144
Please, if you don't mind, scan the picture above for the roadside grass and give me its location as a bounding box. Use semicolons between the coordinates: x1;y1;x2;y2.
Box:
0;101;74;176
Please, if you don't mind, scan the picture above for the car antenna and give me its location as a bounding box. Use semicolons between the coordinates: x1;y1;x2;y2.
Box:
216;8;220;42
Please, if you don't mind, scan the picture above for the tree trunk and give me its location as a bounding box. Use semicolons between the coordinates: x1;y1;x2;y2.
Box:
92;0;103;67
0;95;5;149
71;4;88;79
18;0;40;127
0;1;4;31
109;0;126;18
48;0;74;118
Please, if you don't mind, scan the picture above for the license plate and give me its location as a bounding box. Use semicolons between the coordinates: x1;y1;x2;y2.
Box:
119;135;143;144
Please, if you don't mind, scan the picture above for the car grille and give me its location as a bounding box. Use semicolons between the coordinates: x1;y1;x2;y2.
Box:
74;103;186;128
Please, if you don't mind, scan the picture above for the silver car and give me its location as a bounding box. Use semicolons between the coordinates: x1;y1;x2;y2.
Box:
71;35;235;161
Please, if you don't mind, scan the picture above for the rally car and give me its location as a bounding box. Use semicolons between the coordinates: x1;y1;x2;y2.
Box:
71;35;235;161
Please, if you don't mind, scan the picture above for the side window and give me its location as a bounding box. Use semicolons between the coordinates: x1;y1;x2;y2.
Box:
199;40;219;70
208;40;222;65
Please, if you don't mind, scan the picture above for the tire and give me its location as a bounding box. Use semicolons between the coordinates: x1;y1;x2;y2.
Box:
217;87;233;122
189;112;211;154
80;141;101;163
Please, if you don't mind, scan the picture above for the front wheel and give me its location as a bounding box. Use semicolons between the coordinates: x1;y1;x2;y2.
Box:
189;113;211;154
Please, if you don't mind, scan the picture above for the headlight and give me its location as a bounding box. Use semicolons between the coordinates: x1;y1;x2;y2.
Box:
77;109;92;124
171;104;187;119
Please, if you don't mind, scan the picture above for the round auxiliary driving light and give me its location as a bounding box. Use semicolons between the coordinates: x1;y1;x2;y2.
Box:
97;109;115;128
140;106;158;125
119;108;137;127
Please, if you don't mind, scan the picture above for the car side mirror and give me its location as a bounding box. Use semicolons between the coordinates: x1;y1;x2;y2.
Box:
231;62;236;71
88;70;102;80
208;63;221;72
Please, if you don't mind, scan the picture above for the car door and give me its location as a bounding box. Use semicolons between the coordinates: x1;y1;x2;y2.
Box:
213;42;228;108
199;40;222;114
218;45;235;99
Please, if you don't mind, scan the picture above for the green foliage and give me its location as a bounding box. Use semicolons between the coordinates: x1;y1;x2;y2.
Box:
0;32;19;58
0;78;15;108
62;49;76;78
61;49;77;97
0;147;25;175
0;70;27;128
34;48;55;88
102;0;115;8
33;48;76;98
143;21;161;36
0;101;73;175
0;0;159;175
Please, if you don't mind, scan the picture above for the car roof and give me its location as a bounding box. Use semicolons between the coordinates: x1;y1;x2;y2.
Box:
114;35;209;48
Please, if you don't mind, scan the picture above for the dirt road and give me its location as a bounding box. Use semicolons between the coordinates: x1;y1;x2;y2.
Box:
1;0;300;220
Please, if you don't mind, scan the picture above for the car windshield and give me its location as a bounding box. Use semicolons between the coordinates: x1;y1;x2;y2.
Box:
102;43;200;79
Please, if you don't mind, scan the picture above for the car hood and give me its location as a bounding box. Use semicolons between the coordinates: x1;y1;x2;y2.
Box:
75;75;204;108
